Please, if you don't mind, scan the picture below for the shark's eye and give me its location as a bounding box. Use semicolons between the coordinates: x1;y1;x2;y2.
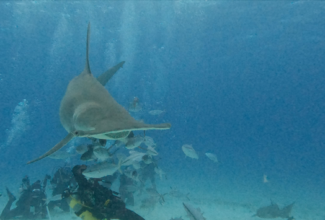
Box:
75;131;79;135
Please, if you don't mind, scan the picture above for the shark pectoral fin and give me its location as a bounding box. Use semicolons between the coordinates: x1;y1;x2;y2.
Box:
97;61;126;86
27;133;74;164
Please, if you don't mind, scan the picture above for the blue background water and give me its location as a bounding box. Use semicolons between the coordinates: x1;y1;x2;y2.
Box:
0;0;325;209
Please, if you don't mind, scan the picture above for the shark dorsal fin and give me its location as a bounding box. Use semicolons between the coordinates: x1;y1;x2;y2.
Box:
83;22;91;75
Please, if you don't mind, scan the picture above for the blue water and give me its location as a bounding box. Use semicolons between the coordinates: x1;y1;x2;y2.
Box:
1;1;325;220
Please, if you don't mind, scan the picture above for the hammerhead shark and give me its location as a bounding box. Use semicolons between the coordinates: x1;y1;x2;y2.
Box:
27;23;171;164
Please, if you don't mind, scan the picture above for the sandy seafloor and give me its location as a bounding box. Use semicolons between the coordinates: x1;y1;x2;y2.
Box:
1;168;325;220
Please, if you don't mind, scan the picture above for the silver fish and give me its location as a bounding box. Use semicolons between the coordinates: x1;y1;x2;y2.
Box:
122;151;146;166
125;136;144;149
182;144;198;159
93;146;111;161
205;152;218;162
143;136;156;147
80;145;96;161
82;161;120;178
124;167;139;182
75;144;88;154
146;146;158;156
142;154;153;164
149;110;165;116
132;161;141;170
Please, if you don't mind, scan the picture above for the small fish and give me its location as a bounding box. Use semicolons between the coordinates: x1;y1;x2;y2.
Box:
182;144;199;159
90;138;107;146
142;154;153;164
146;146;158;156
125;136;144;149
132;161;142;170
80;145;96;161
183;203;206;220
121;151;146;167
124;167;139;182
48;150;74;160
75;144;88;154
205;152;218;162
138;145;158;157
113;140;125;148
82;161;120;178
93;146;111;161
149;110;165;116
143;136;156;147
